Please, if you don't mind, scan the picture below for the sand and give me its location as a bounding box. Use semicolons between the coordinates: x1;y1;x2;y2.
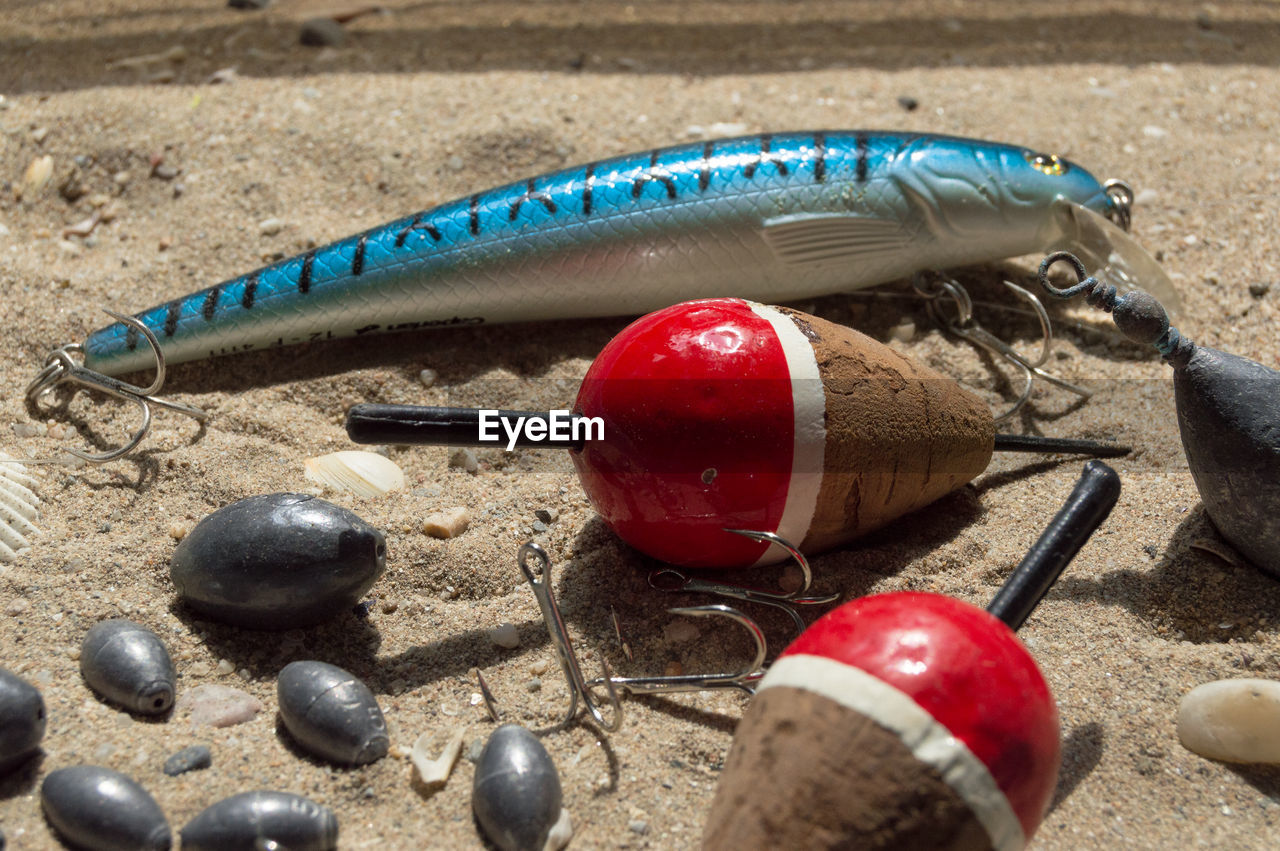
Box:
3;0;1280;847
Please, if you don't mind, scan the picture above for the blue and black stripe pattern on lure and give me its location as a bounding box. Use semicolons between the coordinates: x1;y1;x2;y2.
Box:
83;131;1121;376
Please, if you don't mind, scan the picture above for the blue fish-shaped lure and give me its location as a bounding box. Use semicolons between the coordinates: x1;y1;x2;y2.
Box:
83;131;1148;376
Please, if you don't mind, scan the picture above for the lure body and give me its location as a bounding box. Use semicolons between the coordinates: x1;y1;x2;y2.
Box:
84;131;1114;375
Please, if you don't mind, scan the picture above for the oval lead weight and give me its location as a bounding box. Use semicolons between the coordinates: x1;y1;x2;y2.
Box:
80;619;176;715
0;666;46;776
169;493;387;629
180;791;338;851
41;765;172;851
277;661;389;766
472;724;572;851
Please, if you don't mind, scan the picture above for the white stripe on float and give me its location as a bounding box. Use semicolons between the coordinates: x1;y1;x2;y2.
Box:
746;303;825;567
758;654;1026;851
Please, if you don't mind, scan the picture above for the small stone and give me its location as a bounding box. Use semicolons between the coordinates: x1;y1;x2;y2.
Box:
662;619;699;643
628;820;650;835
531;520;548;534
534;508;558;524
489;622;520;649
423;506;471;539
465;738;485;764
176;684;263;727
1248;281;1271;298
228;0;271;8
152;164;179;181
418;368;438;387
448;447;478;474
163;745;212;776
5;598;30;616
1142;125;1169;139
1178;679;1280;763
300;17;346;47
526;678;542;692
215;658;235;676
20;155;54;200
445;155;466;171
887;321;915;342
896;95;919;111
258;217;285;236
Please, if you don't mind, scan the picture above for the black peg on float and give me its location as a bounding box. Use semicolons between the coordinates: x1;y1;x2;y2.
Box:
987;460;1122;629
1039;251;1280;577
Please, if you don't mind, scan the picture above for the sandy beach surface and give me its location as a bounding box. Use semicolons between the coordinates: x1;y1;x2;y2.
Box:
3;0;1280;847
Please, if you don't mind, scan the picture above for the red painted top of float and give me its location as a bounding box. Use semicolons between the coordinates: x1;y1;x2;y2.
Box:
572;298;796;568
783;592;1060;840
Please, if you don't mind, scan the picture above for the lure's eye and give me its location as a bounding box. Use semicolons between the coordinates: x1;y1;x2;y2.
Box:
1025;151;1068;176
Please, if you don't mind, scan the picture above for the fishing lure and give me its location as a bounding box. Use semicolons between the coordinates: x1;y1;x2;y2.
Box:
68;130;1166;376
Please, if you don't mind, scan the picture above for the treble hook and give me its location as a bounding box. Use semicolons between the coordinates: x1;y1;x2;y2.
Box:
25;310;207;464
913;274;1092;422
519;542;623;732
587;604;768;696
648;530;838;638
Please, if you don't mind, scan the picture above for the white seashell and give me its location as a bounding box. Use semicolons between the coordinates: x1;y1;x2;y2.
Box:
1177;678;1280;764
412;727;465;786
304;450;404;498
0;451;41;562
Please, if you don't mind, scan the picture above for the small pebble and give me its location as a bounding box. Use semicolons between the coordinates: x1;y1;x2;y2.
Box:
170;493;386;629
152;164;179;181
300;17;346;47
489;622;520;649
445;155;466;171
181;791;337;851
1248;281;1272;298
277;661;389;765
423;506;471;539
629;820;650;835
228;0;272;8
20;155;54;199
258;217;285;236
0;667;45;775
163;745;212;776
418;368;438;388
80;619;176;715
473;725;571;851
662;619;700;643
1178;679;1280;763
531;520;548;533
41;765;171;850
534;508;558;524
448;448;479;474
896;95;919;111
176;684;263;727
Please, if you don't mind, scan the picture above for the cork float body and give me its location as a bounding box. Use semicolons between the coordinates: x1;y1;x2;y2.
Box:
703;593;1059;851
571;298;993;567
702;461;1122;850
345;298;1119;569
